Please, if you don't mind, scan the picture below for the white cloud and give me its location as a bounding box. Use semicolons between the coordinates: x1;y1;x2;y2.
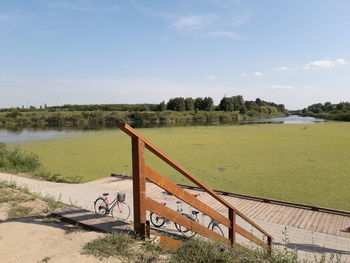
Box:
253;72;265;77
171;14;217;31
304;60;335;70
335;58;348;65
122;65;129;69
205;75;216;80
205;31;243;39
241;72;265;78
273;66;295;71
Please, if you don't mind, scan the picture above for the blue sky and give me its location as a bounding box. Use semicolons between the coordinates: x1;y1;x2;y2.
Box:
0;0;349;109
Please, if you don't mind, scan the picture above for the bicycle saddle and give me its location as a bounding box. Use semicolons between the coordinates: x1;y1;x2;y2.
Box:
102;193;109;196
192;211;200;215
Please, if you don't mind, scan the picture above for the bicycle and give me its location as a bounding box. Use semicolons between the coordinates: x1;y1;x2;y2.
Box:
150;201;183;233
149;194;224;238
94;191;130;221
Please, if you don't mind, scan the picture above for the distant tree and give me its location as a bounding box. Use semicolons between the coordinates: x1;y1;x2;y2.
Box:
194;98;203;110
219;97;234;111
324;102;333;112
185;98;195;111
157;101;166;111
255;98;262;106
201;97;214;111
167;97;186;111
232;95;244;110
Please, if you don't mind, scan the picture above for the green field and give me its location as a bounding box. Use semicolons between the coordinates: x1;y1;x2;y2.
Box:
13;122;350;210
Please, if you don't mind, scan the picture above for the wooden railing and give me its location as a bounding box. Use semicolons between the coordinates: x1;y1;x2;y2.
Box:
118;123;273;249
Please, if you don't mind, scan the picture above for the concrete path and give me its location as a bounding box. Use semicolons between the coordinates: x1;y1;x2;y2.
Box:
1;172;349;262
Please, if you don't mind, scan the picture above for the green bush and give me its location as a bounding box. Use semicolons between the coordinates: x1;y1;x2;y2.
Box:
0;143;81;183
0;143;41;172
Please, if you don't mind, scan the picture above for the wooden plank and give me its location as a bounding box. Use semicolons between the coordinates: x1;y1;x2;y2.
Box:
340;216;350;238
317;213;332;233
294;210;310;228
244;202;263;217
303;211;319;230
260;203;282;222
250;203;273;219
53;207;133;233
132;137;146;238
299;211;317;229
145;166;230;228
287;209;306;227
276;207;297;225
265;205;286;223
151;232;183;249
328;215;343;236
309;212;324;232
333;215;345;236
325;214;338;235
118;123;272;240
235;224;267;248
239;201;259;217
145;197;228;243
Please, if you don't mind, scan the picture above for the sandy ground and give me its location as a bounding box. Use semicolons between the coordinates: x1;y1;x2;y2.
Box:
0;185;122;263
0;217;122;263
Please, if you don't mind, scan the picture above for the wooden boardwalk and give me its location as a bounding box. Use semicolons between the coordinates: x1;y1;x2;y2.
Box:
130;178;350;239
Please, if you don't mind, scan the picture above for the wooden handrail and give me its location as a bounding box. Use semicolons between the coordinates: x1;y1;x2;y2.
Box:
146;197;228;243
117;123;272;248
145;165;231;228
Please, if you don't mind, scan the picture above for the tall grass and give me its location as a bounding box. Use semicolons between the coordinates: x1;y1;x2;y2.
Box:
0;143;81;183
0;142;41;172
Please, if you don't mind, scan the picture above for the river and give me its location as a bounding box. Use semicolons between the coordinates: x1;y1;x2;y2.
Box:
0;115;324;143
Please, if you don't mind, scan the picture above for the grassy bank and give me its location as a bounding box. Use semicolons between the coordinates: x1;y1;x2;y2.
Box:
0;109;284;129
11;122;350;210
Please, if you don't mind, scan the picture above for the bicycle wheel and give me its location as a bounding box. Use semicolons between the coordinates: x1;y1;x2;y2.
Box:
94;197;108;215
179;214;198;238
111;202;130;221
150;212;166;227
211;223;224;237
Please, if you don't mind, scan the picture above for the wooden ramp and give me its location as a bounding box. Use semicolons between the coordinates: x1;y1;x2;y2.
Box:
145;181;350;238
53;207;133;233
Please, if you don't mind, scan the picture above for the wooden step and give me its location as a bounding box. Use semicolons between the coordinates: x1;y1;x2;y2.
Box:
52;207;133;234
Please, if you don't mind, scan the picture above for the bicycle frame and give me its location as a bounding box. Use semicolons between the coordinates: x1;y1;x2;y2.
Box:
103;195;121;213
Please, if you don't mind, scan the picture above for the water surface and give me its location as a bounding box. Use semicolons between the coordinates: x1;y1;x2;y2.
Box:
0;115;324;143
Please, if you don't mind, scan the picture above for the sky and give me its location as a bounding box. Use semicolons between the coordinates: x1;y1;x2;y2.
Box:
0;0;349;109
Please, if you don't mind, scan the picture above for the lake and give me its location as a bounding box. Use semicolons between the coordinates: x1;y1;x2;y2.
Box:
0;115;323;143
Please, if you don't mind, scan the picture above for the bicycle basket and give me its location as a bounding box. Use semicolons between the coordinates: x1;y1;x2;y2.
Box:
117;192;126;203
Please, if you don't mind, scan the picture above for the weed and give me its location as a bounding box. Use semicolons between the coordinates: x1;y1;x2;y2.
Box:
38;256;52;263
81;232;135;259
7;204;33;219
65;224;85;234
41;194;65;213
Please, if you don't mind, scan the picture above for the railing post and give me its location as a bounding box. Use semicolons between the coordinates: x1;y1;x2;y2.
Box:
229;208;236;246
267;236;272;254
132;137;146;239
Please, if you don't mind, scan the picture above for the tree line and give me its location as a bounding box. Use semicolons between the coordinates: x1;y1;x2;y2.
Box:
0;95;286;128
1;95;286;114
303;101;350;121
